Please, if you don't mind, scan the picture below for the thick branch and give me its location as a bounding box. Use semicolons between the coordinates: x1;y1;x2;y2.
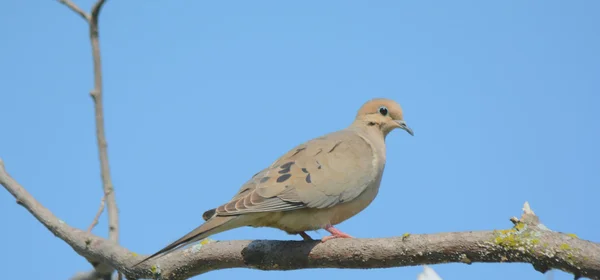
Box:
1;159;599;280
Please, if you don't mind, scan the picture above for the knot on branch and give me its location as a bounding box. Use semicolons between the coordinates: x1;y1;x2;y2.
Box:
509;201;544;229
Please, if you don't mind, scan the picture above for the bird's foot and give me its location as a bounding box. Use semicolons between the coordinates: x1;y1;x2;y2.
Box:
299;231;314;241
321;224;353;242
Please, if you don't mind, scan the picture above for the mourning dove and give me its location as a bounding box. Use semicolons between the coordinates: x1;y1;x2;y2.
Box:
134;98;413;266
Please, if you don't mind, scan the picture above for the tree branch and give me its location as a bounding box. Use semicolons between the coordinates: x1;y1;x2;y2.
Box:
1;159;599;280
87;194;106;233
57;0;90;22
90;0;107;25
83;0;118;246
57;0;118;278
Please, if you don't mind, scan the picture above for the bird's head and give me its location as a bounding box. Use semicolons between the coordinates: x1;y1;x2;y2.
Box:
354;98;413;137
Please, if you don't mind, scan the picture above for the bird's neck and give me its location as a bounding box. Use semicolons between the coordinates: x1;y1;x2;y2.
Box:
348;121;387;164
349;120;386;139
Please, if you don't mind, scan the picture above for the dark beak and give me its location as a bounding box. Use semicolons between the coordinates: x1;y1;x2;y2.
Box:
395;120;414;136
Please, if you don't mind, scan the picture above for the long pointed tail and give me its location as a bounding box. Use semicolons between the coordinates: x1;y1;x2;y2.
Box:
133;216;237;267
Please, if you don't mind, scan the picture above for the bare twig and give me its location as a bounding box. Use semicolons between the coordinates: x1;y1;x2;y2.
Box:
84;0;119;245
1;159;599;280
87;194;107;233
57;0;90;22
90;0;107;24
57;0;118;278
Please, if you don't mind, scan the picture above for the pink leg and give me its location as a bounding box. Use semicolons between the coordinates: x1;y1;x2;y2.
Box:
321;224;353;242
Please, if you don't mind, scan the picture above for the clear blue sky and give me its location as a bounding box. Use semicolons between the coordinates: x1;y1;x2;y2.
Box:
1;1;598;279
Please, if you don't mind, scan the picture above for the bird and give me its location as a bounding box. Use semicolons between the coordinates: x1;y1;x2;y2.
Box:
133;98;413;266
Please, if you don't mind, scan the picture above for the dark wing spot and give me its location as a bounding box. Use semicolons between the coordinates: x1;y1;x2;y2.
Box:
259;177;270;183
279;161;295;174
202;208;216;221
305;174;312;183
277;174;292;183
280;162;294;169
328;141;342;153
291;147;306;156
316;160;322;169
301;168;308;173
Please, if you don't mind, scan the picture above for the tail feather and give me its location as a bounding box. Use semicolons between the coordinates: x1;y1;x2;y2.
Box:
133;216;236;267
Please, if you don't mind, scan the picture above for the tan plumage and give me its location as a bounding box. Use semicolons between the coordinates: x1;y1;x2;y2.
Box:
134;98;413;266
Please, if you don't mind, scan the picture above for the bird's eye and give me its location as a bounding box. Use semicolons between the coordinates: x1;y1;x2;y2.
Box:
378;106;388;116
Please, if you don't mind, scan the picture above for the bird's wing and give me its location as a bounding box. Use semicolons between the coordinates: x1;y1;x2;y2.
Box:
213;129;380;216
